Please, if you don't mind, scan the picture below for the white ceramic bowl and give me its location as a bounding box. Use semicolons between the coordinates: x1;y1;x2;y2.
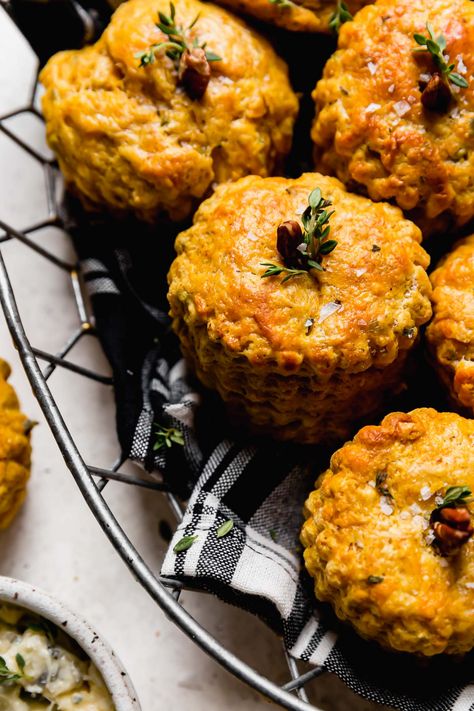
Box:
0;576;141;711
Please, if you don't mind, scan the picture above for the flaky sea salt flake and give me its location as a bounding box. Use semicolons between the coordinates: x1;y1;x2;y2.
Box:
393;100;411;117
420;486;431;501
366;103;381;113
318;301;343;324
380;497;394;516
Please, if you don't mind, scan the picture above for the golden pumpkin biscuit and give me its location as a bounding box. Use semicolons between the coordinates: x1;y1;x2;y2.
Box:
426;235;474;413
301;408;474;656
0;359;32;529
312;0;474;236
39;0;298;223
168;173;432;444
213;0;370;33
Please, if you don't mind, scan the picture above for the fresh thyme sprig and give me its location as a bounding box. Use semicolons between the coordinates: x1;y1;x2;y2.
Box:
0;656;21;685
135;3;221;68
261;188;337;284
413;24;468;89
328;0;353;34
436;486;472;510
153;425;184;452
260;263;308;284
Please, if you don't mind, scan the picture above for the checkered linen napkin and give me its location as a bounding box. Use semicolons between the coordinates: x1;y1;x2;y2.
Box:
68;206;474;711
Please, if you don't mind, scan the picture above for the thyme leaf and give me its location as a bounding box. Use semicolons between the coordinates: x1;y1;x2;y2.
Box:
329;0;353;34
173;534;198;553
136;3;221;69
154;425;184;452
260;263;308;283
436;486;472;509
413;24;469;90
260;188;337;284
367;575;384;585
216;519;234;538
375;471;392;499
0;656;20;684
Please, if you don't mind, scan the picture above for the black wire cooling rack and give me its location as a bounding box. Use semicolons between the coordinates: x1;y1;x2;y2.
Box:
0;5;333;710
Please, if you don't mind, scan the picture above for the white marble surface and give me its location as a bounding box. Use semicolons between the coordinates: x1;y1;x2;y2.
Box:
0;10;389;711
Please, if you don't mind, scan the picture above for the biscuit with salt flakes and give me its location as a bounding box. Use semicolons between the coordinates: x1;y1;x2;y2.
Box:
426;235;474;414
168;173;432;444
302;408;474;656
312;0;474;236
40;0;298;223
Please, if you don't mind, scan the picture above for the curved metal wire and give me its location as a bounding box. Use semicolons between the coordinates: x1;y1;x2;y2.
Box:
0;48;327;711
0;249;320;711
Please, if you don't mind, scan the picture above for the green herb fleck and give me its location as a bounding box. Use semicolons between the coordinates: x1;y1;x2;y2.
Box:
216;519;234;538
135;3;221;68
173;534;198;553
329;0;353;34
260;263;308;284
0;656;20;684
261;188;337;284
375;471;392;499
413;24;469;90
367;575;384;585
154;425;184;452
15;654;25;674
436;486;472;509
269;529;279;542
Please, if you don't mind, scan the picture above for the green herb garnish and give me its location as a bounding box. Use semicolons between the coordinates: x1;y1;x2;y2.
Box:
269;529;279;542
261;188;337;283
367;575;384;585
153;425;184;452
436;486;472;509
0;656;20;684
216;519;234;538
329;0;353;34
260;263;308;283
173;534;198;553
375;471;392;499
15;654;25;674
135;2;221;68
413;24;468;89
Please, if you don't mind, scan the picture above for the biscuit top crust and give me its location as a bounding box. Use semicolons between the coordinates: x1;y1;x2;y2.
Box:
427;235;474;410
168;173;432;374
214;0;370;33
40;0;297;220
312;0;474;224
301;409;474;656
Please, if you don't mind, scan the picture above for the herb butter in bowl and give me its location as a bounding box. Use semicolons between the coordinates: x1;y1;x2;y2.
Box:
0;577;140;711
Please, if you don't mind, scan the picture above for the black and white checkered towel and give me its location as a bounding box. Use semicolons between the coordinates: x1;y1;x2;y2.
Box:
69;206;474;711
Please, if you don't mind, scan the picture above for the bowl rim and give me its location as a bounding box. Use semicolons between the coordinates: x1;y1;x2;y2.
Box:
0;576;141;711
